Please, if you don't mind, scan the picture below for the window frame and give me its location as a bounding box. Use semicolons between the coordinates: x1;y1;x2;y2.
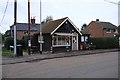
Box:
53;35;71;47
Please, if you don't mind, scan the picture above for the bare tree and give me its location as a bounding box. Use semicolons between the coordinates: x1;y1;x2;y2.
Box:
42;16;53;24
45;16;53;23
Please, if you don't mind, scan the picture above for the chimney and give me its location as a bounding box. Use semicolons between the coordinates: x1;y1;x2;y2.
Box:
31;18;35;24
96;19;99;21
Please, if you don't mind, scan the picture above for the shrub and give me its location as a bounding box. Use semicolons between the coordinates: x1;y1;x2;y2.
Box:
89;37;119;49
21;36;29;50
4;37;24;50
4;37;14;50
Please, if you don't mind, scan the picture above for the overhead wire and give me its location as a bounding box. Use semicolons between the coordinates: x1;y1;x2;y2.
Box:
0;0;9;27
104;0;119;5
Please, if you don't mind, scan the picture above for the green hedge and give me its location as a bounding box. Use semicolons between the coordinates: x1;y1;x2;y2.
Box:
89;37;119;49
4;37;24;50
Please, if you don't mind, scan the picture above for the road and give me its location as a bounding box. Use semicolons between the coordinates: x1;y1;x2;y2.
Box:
2;51;118;78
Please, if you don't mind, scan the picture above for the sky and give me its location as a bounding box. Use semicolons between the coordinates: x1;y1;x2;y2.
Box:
0;0;119;33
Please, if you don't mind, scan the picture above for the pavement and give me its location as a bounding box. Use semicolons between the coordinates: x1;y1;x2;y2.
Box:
2;49;119;65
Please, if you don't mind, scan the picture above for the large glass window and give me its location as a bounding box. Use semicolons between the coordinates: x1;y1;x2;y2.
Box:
53;35;70;47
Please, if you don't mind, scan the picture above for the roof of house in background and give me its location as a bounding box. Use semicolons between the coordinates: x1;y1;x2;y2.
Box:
10;23;40;31
94;21;117;29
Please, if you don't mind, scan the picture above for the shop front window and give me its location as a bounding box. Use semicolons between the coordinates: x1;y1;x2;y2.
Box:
53;35;70;47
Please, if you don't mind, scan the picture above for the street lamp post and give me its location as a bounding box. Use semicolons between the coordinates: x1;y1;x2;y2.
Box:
39;0;42;54
14;0;17;56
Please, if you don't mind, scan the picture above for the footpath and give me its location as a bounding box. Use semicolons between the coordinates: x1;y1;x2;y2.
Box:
2;49;118;65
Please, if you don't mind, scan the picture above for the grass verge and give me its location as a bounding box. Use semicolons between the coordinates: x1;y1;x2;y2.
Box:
2;47;14;57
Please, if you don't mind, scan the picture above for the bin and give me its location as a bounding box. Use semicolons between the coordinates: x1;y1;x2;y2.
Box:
80;44;83;50
17;45;23;56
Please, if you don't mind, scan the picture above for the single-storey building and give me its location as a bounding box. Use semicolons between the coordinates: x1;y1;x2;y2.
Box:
32;17;87;53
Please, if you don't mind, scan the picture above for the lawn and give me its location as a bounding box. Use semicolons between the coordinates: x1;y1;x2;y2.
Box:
2;47;14;57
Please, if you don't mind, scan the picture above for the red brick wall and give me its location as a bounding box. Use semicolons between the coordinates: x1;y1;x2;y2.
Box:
85;21;103;37
14;31;37;40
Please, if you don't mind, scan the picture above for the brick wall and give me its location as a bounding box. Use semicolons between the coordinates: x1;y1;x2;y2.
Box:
12;31;37;40
85;21;103;37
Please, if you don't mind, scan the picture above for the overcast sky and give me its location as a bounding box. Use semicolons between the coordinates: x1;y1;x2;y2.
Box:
0;0;119;33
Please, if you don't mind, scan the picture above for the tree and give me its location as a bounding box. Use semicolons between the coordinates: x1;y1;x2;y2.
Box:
46;16;53;23
42;16;53;24
81;23;87;31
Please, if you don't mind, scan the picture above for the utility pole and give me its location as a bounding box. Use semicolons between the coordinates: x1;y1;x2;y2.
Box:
14;0;17;56
40;0;42;54
28;0;31;55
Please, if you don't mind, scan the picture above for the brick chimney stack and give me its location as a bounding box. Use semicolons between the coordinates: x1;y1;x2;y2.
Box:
96;19;99;21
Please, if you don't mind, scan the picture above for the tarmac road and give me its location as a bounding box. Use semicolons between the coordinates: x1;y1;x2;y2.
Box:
2;51;118;78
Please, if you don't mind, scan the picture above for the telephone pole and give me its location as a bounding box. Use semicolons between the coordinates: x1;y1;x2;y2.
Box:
14;0;17;56
28;0;31;55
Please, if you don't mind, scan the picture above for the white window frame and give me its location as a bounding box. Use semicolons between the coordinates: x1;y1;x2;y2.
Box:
53;35;71;47
81;36;84;42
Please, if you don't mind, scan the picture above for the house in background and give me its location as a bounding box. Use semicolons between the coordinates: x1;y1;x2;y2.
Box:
33;17;85;52
83;19;118;37
8;18;40;40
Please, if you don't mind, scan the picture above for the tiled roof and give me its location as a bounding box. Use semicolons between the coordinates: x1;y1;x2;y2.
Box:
10;23;40;31
39;17;68;33
96;21;117;29
10;17;81;35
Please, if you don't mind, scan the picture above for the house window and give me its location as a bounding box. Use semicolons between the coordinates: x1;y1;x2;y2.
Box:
81;36;88;42
106;29;111;33
113;29;117;33
53;35;70;47
85;36;88;42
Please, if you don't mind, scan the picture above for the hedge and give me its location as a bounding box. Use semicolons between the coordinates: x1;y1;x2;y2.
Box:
4;37;24;50
89;37;119;49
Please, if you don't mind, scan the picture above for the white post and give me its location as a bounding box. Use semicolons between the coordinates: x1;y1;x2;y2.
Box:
14;25;17;56
119;37;120;49
40;0;42;54
14;0;17;56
